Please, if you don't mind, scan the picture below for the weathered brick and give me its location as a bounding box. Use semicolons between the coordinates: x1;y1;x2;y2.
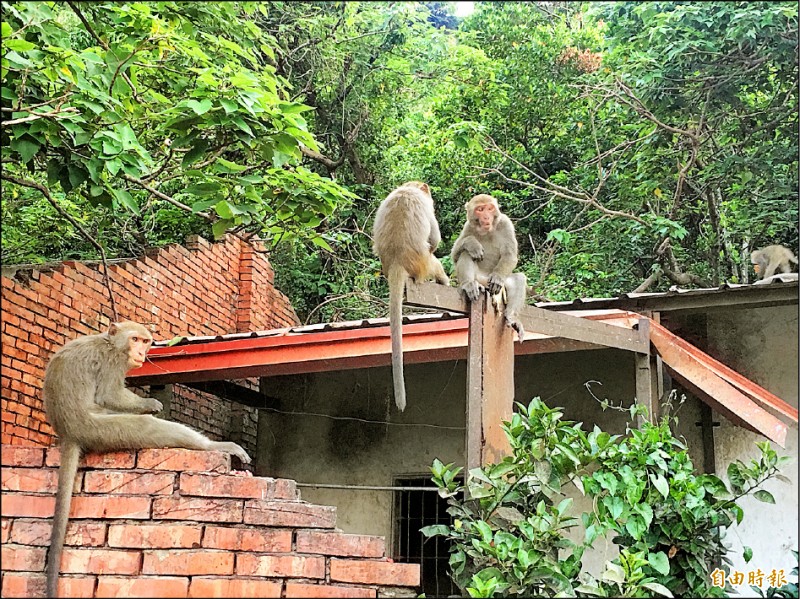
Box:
83;470;175;495
243;500;336;528
236;554;325;579
45;448;136;469
108;523;202;549
1;517;10;542
285;583;377;598
296;531;385;558
202;526;292;552
1;466;59;493
0;573;96;598
179;472;276;499
1;494;55;518
188;577;283;598
60;548;142;575
10;520;106;547
70;495;152;519
330;559;421;587
153;496;243;523
142;550;234;576
137;448;231;473
96;576;190;598
1;544;46;571
0;445;44;467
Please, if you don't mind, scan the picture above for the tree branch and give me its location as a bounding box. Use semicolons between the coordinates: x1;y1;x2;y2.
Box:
1;173;119;320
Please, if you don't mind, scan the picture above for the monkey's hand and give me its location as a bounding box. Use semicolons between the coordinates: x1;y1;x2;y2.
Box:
461;280;484;302
462;237;484;261
487;273;504;296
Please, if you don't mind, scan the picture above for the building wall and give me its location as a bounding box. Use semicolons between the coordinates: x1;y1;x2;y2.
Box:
0;235;299;448
705;305;798;577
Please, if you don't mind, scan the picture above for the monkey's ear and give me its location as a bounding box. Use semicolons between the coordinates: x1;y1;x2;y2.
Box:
419;183;430;195
464;202;469;211
108;323;120;336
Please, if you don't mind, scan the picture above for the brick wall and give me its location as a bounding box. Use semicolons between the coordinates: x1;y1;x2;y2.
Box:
0;446;420;598
1;235;300;447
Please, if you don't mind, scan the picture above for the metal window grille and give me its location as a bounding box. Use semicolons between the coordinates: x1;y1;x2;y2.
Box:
393;476;460;598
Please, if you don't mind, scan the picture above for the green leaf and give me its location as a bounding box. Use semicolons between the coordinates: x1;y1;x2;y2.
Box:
214;200;235;219
650;473;669;498
1;22;12;38
212;219;231;239
166;336;186;347
112;188;139;215
182;140;209;167
648;551;670;576
743;546;753;563
186;98;213;115
641;582;674;597
753;489;775;504
10;137;40;164
4;39;36;52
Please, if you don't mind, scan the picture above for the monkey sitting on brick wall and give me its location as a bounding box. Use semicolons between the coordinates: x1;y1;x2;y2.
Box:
751;244;798;283
43;321;250;598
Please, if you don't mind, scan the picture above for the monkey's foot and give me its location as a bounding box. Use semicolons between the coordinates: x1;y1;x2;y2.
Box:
461;281;484;302
487;273;504;296
507;318;525;343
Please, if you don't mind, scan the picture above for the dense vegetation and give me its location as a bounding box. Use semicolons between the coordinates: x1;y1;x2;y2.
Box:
3;2;797;322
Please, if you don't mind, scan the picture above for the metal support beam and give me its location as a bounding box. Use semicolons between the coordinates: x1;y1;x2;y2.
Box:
465;293;515;472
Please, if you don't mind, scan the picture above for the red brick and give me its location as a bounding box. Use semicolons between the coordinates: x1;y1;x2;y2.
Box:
285;583;377;598
296;531;386;558
96;576;189;598
60;548;142;575
10;520;106;547
0;573;95;598
142;550;234;576
179;472;276;499
83;470;175;495
153;496;243;523
70;495;151;519
236;554;325;579
137;448;231;473
1;494;55;518
45;448;136;469
1;466;59;492
202;526;291;552
330;559;421;587
0;445;44;467
244;500;336;528
189;577;282;598
108;524;202;549
1;544;46;571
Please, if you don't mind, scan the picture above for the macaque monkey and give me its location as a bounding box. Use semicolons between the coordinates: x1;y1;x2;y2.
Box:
372;181;450;411
451;194;527;341
751;244;798;280
43;322;251;598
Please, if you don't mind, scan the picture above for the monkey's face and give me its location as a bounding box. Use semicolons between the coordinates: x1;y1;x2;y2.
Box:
472;202;497;234
127;334;153;369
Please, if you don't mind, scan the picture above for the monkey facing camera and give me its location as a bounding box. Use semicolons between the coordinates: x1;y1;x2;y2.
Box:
43;321;251;598
372;181;450;411
451;194;527;341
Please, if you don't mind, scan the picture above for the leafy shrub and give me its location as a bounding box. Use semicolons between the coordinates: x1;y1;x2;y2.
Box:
423;397;791;598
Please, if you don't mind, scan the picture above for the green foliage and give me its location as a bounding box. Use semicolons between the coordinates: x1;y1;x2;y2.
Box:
751;550;799;598
423;397;791;598
1;1;354;262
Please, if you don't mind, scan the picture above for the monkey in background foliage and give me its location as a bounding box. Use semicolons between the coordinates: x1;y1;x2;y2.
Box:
451;193;527;341
751;244;798;280
372;181;450;411
43;321;251;598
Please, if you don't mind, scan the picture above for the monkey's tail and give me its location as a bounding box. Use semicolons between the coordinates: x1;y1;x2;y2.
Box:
46;442;81;599
388;264;407;412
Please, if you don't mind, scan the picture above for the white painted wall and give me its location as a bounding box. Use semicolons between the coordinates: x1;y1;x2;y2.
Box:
705;305;798;580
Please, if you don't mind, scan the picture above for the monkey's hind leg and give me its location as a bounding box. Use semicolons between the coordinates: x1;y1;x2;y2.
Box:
87;414;251;464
